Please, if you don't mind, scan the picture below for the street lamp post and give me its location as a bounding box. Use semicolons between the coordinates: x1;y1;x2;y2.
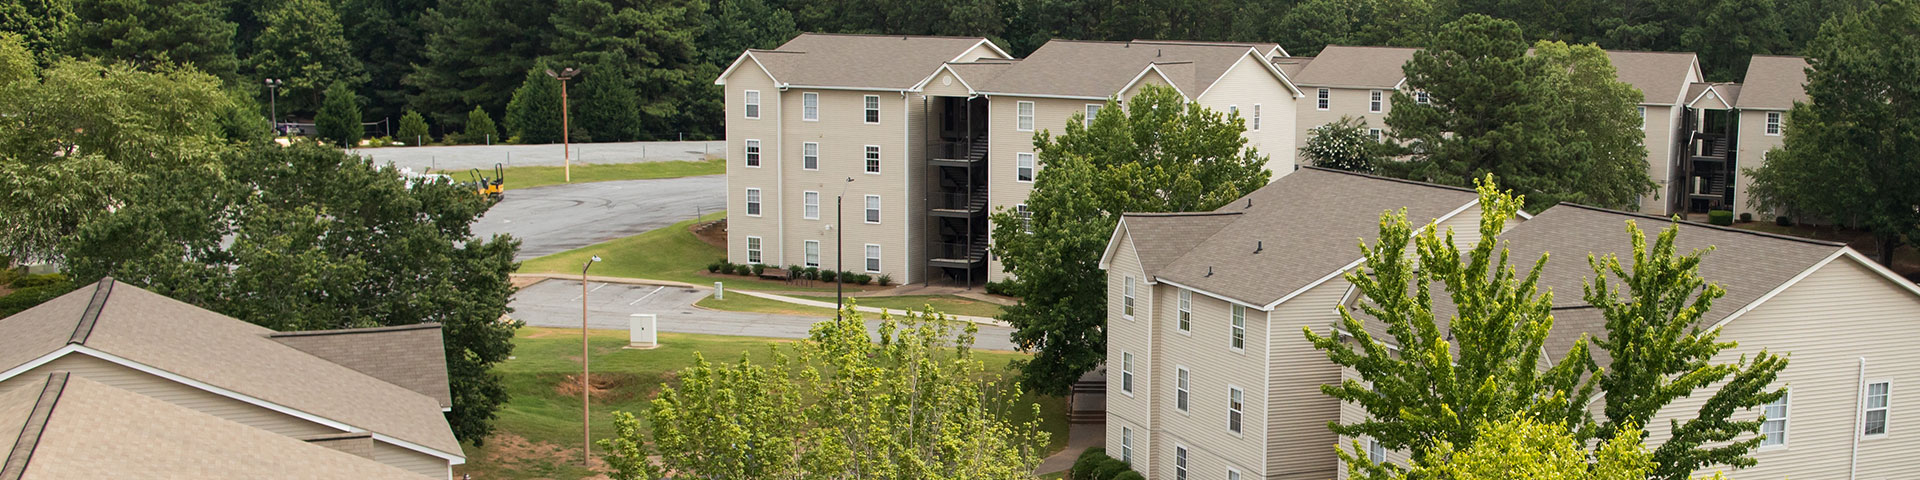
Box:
263;78;283;135
546;67;580;182
835;177;853;317
580;255;600;465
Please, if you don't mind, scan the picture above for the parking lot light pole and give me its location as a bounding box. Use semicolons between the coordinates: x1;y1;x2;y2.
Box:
580;254;599;465
835;177;853;317
263;78;283;135
546;67;580;182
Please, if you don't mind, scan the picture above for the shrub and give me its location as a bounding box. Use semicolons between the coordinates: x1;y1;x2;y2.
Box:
0;279;78;318
720;263;738;275
985;279;1020;297
1776;215;1793;227
397;110;431;146
10;273;69;289
706;260;723;273
751;264;766;276
1111;471;1145;480
804;267;819;280
1090;459;1130;480
819;270;837;283
1072;448;1108;479
1708;210;1734;226
1739;212;1753;223
853;274;871;285
877;274;893;286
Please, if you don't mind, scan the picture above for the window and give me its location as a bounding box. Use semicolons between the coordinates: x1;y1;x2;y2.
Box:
864;145;881;174
744;90;760;119
745;188;761;216
865;244;881;273
745;236;762;264
1016;204;1032;233
1368;439;1386;463
1123;276;1135;317
1228;105;1239;118
802;142;819;170
744;139;761;167
804;240;820;268
863;95;880;123
1121;352;1134;394
1760;390;1790;447
1252;104;1262;130
1369;128;1383;142
1369;90;1384;113
1017;101;1034;131
1177;290;1192;333
1085;104;1102;126
1230;304;1246;350
1415;90;1430;105
1174;445;1188;480
1175;367;1190;412
803;191;819;219
1228;469;1241;480
802;92;819;120
864;195;880;223
1016;153;1035;182
1866;381;1891;436
1317;88;1330;110
1120;427;1133;464
1638;107;1647;130
1228;386;1244;434
1766;111;1782;135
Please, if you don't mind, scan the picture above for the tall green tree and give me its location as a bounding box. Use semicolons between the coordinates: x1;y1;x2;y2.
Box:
1747;0;1920;268
247;0;366;115
573;59;641;142
1383;15;1653;211
68;0;238;79
1266;0;1439;55
1301;116;1389;173
1682;0;1790;81
548;0;710;138
0;0;74;63
60;142;522;444
1585;220;1788;480
316;82;363;147
458;105;499;144
339;0;432;122
0;33;31;84
503;61;563;144
407;0;558;127
1305;179;1597;472
989;84;1271;395
397;110;431;145
600;305;1048;479
687;0;796;137
1353;417;1741;480
0;56;234;263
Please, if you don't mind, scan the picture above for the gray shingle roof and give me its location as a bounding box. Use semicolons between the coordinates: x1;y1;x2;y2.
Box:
1736;55;1810;110
1126;168;1481;307
1271;56;1313;80
979;40;1274;98
1685;82;1743;109
270;324;453;409
1119;212;1242;277
737;33;996;90
1605;50;1700;105
1288;45;1418;89
0;280;463;459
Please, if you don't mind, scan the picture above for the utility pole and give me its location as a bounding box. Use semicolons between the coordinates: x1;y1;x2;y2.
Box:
580;255;599;466
264;79;283;136
836;177;853;317
547;67;580;182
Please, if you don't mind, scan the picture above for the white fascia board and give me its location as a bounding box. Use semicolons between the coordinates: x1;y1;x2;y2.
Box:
1197;48;1305;99
1120;64;1189;100
1707;248;1846;331
1098;219;1131;271
962;38;1014;61
1156;277;1268;311
975;91;1111;101
0;345;82;382
715;51;778;86
908;63;979;94
781;84;909;93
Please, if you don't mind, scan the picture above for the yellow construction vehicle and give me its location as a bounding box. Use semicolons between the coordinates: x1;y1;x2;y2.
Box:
469;163;505;200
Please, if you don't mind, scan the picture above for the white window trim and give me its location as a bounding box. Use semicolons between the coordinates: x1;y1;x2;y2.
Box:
1229;304;1246;353
863;95;880;124
1252;104;1261;131
1120;426;1134;464
802;142;819;171
744;139;761;168
864;243;881;273
1174;444;1189;480
864;145;882;175
1016;152;1035;183
1865;379;1892;438
1176;289;1192;335
803;191;819;220
1122;276;1136;319
1638;106;1648;130
1317;88;1330;111
1415;90;1430;105
1120;352;1134;396
1084;104;1102;127
1017;101;1035;131
1369;89;1384;113
864;194;881;224
745;236;763;264
1760;388;1791;450
1175;365;1190;414
1765;112;1783;136
1368;438;1386;463
804;240;820;268
1016;203;1032;234
802;92;819;121
743;90;761;119
1228;104;1239;118
744;188;762;217
1227;384;1245;436
1227;468;1241;480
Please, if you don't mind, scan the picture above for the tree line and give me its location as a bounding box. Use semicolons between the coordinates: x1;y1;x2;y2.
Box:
0;0;1887;144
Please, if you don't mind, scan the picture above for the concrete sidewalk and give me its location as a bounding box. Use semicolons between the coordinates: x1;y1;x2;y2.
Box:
511;273;1010;327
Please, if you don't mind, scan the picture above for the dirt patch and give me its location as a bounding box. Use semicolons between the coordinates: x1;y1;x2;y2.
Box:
459;433;613;480
690;218;727;250
553;372;643;402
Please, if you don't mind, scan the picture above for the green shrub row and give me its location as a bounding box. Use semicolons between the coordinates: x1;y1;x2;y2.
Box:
0;274;77;318
704;260;893;286
1071;447;1138;480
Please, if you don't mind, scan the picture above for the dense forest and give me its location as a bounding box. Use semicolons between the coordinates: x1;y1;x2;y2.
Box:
0;0;1879;142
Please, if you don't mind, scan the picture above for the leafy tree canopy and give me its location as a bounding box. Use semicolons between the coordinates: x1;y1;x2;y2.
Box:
247;0;365;115
504;60;564;144
315;82;363;147
0;0;73;64
68;0;239;79
1356;416;1733;480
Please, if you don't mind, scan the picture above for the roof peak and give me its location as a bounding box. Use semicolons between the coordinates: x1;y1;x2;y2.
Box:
1546;203;1848;248
793;32;989;41
1298;167;1480;195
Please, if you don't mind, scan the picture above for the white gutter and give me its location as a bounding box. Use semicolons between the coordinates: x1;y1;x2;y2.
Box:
1851;356;1865;480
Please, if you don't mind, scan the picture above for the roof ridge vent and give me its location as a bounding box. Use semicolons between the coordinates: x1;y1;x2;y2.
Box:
70;277;115;345
1;372;70;479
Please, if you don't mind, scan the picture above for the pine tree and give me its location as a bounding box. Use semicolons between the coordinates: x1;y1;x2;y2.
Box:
406;0;557;127
397;110;431;146
573;59;640;142
0;0;74;64
547;0;710;138
503;61;563;144
248;0;366;115
339;0;432;122
69;0;239;79
315;82;363;147
458;106;499;145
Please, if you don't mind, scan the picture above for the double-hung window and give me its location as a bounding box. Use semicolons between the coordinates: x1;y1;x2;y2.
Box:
863;95;880;123
802;92;819;121
865;244;881;272
1227;470;1241;480
865;145;881;174
1317;88;1330;110
1085;104;1102;126
1415;90;1430;105
1369;90;1384;113
1766;111;1783;135
1177;290;1192;333
804;240;820;268
1638;107;1648;130
1252;104;1262;130
1228;105;1239;118
744;139;761;167
1174;445;1188;480
1017;101;1034;131
1120;427;1133;463
1760;390;1790;447
1175;367;1190;412
803;191;819;219
1866;381;1891;436
1122;276;1135;318
1016;204;1032;233
802;142;819;170
745;236;762;264
744;90;760;119
1120;352;1134;394
1228;386;1244;434
1368;439;1386;463
1016;153;1035;182
1370;128;1384;143
744;188;761;216
1230;304;1246;350
864;195;880;223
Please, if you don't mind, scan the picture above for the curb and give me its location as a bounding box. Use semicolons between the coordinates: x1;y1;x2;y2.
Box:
513;273;1010;327
731;290;1011;327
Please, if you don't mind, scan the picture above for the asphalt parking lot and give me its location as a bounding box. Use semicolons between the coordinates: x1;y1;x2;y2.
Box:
354;140;724;173
471;175;725;260
509;279;1019;351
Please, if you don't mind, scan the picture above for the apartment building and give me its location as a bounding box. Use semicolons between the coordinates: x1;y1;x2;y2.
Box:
1282;45;1419;149
1605;50;1704;215
1101;169;1920;479
1680;55;1808;219
718;34;1303;285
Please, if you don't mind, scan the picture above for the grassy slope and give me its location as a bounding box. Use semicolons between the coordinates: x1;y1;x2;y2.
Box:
517;212;884;293
433;158;725;191
458;327;1068;479
792;294;1007;318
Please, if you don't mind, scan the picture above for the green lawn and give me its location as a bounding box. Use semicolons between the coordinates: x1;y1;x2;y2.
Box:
517;211;883;293
443;158;724;191
456;327;1067;479
694;292;841;317
792;294;1008;318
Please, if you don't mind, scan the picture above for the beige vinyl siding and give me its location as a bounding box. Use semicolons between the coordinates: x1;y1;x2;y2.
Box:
1644;257;1920;479
1196;53;1300;178
1294;86;1393;157
1640;104;1678;214
372;440;451;479
1153;287;1267;476
0;354;337;439
951;42;1001;63
1266;280;1349;479
1430;203;1488;249
1733;109;1786;219
1106;228;1153;474
920;69;972;97
776;88;912;280
725;61;782;267
1334;364;1412;479
1160;432;1256;480
988;95;1096;281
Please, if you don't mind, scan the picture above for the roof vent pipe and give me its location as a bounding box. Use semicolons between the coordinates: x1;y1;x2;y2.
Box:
1206;266;1213;277
1255;241;1263;254
1245;198;1252;209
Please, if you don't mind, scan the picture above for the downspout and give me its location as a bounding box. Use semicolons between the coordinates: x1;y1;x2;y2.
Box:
902;90;911;284
1851;356;1865;480
775;86;787;267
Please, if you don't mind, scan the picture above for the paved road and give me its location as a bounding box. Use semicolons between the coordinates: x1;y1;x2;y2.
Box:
472;175;725;260
510;279;1019;351
352;140;724;173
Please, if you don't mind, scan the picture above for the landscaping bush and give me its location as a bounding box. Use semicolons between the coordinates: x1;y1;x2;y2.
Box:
1111;471;1144;480
1739;212;1753;223
1072;448;1108;479
854;274;872;285
1090;458;1130;480
10;273;69;289
751;264;766;276
1776;215;1793;227
804;267;819;280
985;279;1020;297
0;279;77;318
706;260;723;273
1708;210;1734;226
877;274;893;286
819;270;837;283
721;263;739;275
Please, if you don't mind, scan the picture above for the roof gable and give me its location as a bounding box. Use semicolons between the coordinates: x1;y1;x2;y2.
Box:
1736;55;1810;110
1603;50;1700;105
981;40;1284;99
717;33;1002;91
1289;45;1418;89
